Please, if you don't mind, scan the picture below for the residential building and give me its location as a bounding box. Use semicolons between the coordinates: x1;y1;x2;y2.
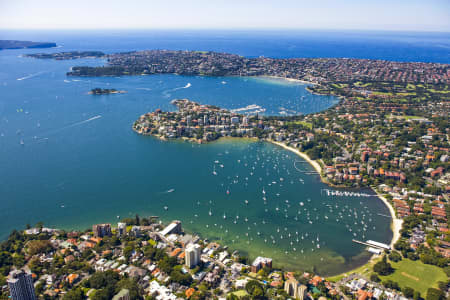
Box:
185;243;201;268
118;222;126;236
298;284;308;300
284;278;307;300
284;277;299;298
7;270;37;300
250;256;272;273
93;223;112;238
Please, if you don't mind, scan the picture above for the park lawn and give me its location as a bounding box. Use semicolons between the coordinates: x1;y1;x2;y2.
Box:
231;290;249;298
371;91;394;96
406;83;416;90
331;83;348;89
354;81;371;87
379;259;447;295
429;89;450;94
291;120;313;129
401;115;425;120
388;114;425;120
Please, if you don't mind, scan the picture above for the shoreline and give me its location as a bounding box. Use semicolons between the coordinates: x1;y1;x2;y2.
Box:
269;140;322;174
372;188;403;248
267;140;346;188
268;140;401;247
268;140;403;277
256;75;317;86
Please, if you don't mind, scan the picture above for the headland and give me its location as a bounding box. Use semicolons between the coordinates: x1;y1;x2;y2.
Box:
0;40;56;50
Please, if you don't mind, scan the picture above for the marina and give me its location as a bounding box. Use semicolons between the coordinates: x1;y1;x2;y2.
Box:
321;188;377;198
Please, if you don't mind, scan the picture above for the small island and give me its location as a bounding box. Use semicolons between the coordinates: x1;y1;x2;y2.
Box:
0;40;56;50
25;51;105;60
88;88;127;95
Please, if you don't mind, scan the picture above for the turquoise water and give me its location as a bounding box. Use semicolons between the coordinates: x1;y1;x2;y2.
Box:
0;34;394;275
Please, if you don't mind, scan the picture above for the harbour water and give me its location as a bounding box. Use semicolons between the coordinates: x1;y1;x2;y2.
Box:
1;29;444;274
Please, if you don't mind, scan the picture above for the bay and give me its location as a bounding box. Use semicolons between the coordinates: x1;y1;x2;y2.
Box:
1;29;437;274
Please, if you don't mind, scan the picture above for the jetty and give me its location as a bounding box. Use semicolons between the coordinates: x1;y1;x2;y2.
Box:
377;213;391;218
352;239;391;250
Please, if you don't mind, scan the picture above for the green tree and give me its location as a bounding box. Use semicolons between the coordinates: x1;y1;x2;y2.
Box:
27;240;54;255
245;280;266;299
383;280;400;291
84;270;120;289
370;273;380;282
413;291;421;300
388;251;402;262
123;245;134;260
170;269;192;286
402;287;414;298
426;288;444;300
116;278;142;300
63;287;85;300
91;288;112;300
374;256;394;275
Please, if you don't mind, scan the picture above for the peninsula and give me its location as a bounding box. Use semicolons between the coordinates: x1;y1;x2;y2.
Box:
64;50;448;85
25;51;105;60
0;40;56;50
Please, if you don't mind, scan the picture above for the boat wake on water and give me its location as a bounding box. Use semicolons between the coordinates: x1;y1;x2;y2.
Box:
162;83;191;98
62;115;102;130
160;188;175;194
17;71;46;81
22;115;102;144
171;83;192;91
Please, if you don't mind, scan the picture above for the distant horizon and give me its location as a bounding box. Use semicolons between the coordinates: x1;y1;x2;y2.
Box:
1;0;449;33
1;27;449;34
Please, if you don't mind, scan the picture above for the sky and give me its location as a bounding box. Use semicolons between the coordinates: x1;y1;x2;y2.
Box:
0;0;449;32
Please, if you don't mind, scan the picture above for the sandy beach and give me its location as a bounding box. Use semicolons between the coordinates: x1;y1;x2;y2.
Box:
373;189;403;248
270;140;322;174
257;75;317;86
270;140;402;249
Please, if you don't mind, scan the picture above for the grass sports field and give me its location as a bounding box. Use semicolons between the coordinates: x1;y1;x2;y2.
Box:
379;259;447;295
